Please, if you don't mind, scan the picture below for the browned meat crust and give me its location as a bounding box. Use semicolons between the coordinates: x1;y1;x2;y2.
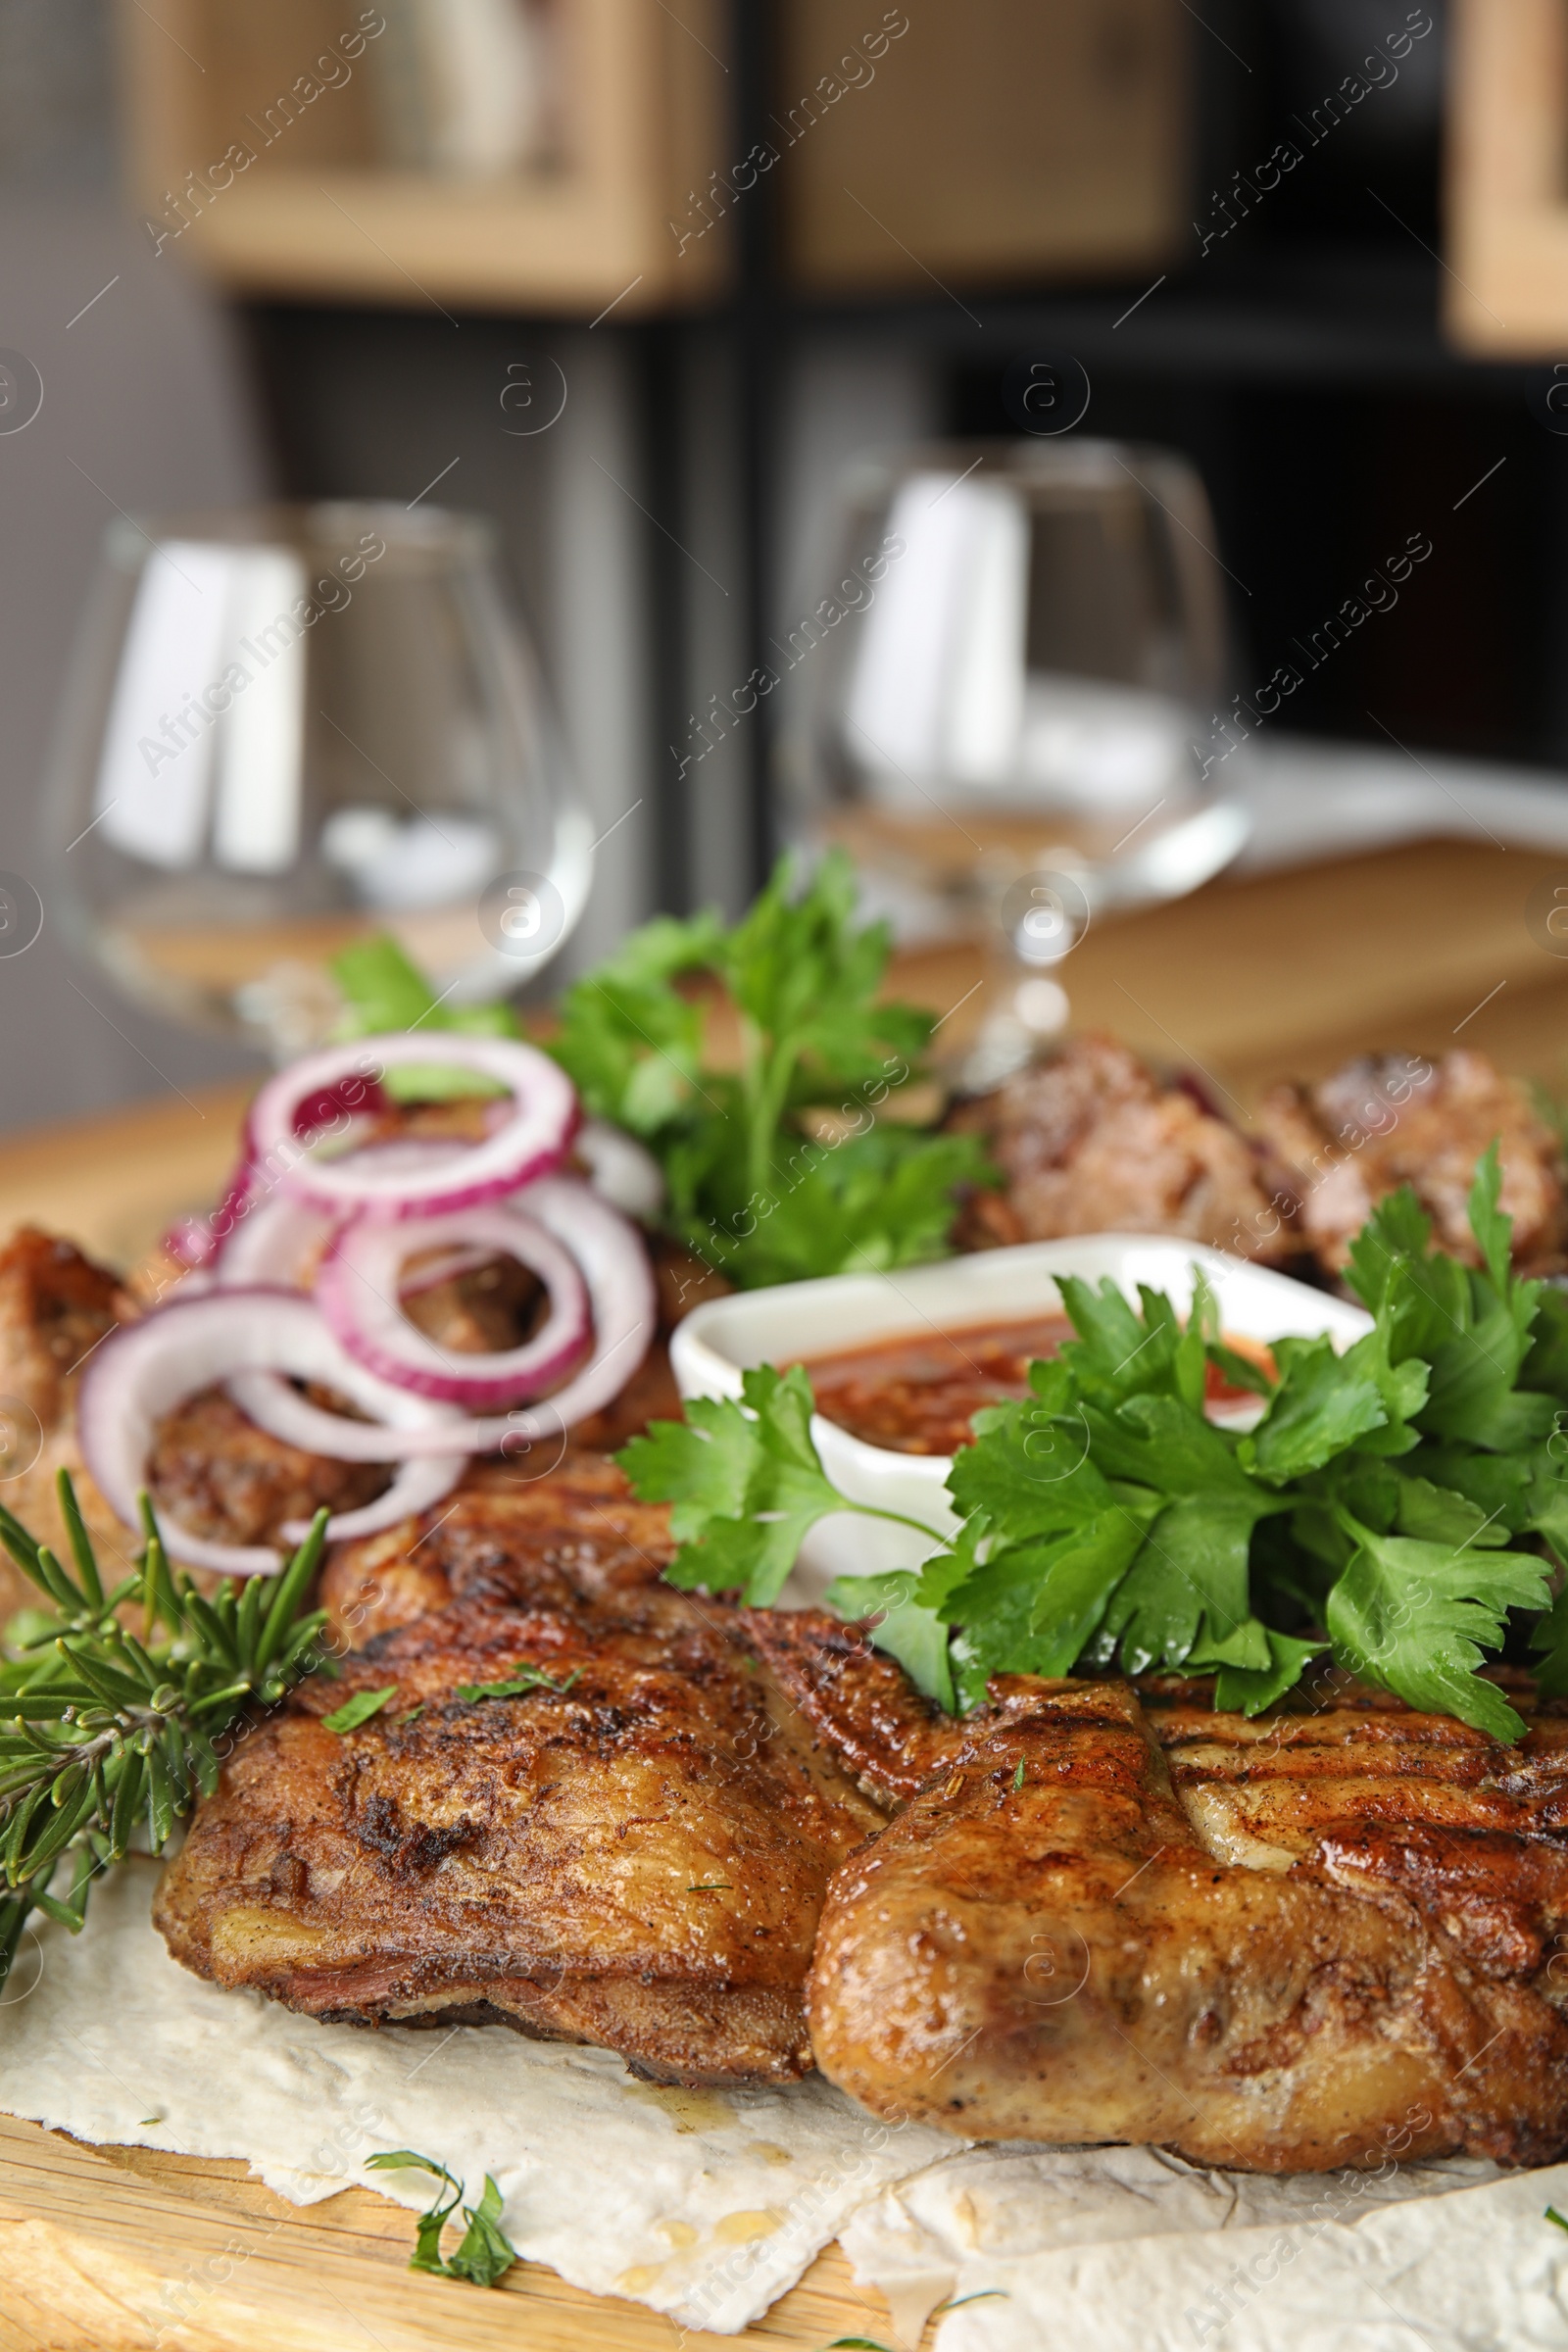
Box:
318;1452;685;1646
148;1390;392;1549
742;1614;1568;2169
949;1035;1298;1264
0;1227;134;1609
1257;1050;1568;1275
155;1492;884;2085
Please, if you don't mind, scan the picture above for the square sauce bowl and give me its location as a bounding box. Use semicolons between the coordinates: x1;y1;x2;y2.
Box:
669;1236;1373;1604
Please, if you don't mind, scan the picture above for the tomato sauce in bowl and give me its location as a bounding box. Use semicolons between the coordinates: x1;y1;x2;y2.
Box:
799;1314;1270;1455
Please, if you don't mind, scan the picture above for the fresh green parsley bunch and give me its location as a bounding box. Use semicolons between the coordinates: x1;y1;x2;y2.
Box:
327;855;993;1289
547;850;993;1288
621;1148;1568;1740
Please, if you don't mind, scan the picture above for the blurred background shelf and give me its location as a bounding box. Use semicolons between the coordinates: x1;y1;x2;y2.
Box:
116;0;731;312
1446;0;1568;356
10;0;1568;1139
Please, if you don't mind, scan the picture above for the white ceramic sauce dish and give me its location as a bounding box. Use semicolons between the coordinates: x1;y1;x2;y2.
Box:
669;1236;1374;1603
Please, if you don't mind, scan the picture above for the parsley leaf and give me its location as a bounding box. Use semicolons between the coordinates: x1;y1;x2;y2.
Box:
368;2150;518;2288
454;1666;581;1705
825;1571;956;1710
556;852;992;1287
320;1685;398;1734
623;1365;855;1604
329;937;518;1101
1243;1336;1390;1484
1325;1518;1548;1738
328;859;994;1288
619;1144;1568;1737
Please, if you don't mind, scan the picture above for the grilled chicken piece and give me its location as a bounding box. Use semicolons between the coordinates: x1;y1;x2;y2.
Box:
317;1451;687;1646
0;1225;402;1581
0;1227;135;1610
1257;1050;1568;1275
149;1391;393;1548
742;1615;1568;2171
155;1472;884;2085
948;1035;1297;1265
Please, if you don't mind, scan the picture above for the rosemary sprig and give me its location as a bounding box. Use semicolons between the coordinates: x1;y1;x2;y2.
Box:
0;1471;330;1981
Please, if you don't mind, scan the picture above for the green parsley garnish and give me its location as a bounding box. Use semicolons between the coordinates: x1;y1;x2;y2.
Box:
367;2149;517;2286
1011;1759;1026;1791
620;1148;1568;1739
328;935;516;1102
329;856;994;1289
546;850;993;1288
1547;2204;1568;2234
320;1685;398;1734
0;1480;329;1974
454;1665;581;1705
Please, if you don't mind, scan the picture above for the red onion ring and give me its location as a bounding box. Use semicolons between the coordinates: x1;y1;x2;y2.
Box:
214;1194;339;1292
226;1179;655;1459
78;1289;466;1576
316;1204;591;1406
250;1035;576;1218
575;1118;665;1221
397;1243;495;1297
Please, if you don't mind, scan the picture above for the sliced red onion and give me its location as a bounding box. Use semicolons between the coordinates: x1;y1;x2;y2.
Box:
316;1204;591;1406
250;1035;576;1218
292;1071;388;1137
227;1179;655;1459
214;1194;339;1291
163;1147;258;1269
397;1243;495;1297
163;1213;220;1272
78;1289;466;1577
576;1118;665;1221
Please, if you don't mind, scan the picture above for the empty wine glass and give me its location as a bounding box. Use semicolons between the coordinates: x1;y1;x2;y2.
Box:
787;439;1251;1079
42;502;592;1058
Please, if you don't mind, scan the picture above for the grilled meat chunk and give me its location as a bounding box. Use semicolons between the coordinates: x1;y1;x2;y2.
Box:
1257;1050;1568;1275
149;1390;392;1548
0;1227;133;1609
155;1474;883;2085
318;1452;686;1645
742;1615;1568;2170
948;1035;1296;1264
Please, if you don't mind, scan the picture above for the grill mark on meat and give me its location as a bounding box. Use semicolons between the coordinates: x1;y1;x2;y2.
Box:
750;1620;1568;2168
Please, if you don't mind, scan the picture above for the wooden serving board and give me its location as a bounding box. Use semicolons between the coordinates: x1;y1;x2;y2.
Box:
0;2114;887;2352
3;834;1568;2348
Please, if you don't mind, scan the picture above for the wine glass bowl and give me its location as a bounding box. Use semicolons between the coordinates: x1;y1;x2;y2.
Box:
43;503;591;1058
789;439;1250;1070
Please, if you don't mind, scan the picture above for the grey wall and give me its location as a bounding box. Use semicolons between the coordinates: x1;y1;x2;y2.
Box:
0;199;272;1131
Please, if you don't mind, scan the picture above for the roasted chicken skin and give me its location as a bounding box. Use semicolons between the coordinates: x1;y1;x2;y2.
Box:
743;1615;1568;2172
154;1472;883;2085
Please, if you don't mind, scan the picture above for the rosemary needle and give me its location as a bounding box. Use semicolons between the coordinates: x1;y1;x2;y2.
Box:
0;1473;330;1978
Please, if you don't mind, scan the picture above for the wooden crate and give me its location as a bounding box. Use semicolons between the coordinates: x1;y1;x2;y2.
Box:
114;0;730;315
774;0;1191;294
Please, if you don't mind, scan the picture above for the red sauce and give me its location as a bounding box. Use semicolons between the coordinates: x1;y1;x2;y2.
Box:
800;1314;1268;1455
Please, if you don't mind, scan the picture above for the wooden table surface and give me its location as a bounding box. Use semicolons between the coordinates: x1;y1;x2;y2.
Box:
4;833;1568;2351
5;837;1568;1272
